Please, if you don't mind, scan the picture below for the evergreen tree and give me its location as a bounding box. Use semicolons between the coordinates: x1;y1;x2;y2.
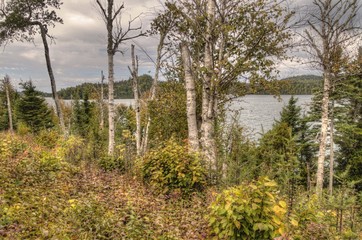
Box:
334;52;362;191
15;81;54;133
72;92;94;137
279;96;302;134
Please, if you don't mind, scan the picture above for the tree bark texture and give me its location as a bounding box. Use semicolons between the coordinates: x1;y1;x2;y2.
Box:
4;76;13;132
316;72;330;196
39;23;65;133
129;44;141;156
100;70;105;131
201;0;217;174
181;42;199;152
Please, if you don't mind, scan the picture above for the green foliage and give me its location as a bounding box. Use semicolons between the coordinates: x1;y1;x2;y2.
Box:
208;177;286;239
0;0;63;44
273;75;323;95
217;119;259;186
142;138;206;196
0;132;210;239
98;155;125;172
334;72;362;190
57;74;153;99
15;81;54;133
148;81;188;145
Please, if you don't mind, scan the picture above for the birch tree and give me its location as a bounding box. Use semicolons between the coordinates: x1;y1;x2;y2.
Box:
181;42;199;152
128;44;141;156
157;0;293;177
302;0;360;197
0;0;65;132
141;7;175;154
96;0;145;156
2;75;13;132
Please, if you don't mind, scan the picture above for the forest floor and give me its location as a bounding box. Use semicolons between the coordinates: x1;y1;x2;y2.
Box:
0;133;211;239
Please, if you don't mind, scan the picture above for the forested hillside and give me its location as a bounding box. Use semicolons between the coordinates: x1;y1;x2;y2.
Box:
44;74;322;99
251;75;323;95
56;74;153;99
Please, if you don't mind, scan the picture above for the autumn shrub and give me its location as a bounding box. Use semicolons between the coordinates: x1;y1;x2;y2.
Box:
57;135;85;163
142;138;206;196
208;177;287;239
35;128;60;148
98;155;125;172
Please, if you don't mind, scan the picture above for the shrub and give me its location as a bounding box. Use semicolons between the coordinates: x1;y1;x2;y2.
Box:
98;155;125;172
142;138;206;196
208;177;286;239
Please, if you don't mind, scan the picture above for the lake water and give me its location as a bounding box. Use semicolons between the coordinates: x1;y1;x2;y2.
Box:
226;95;312;138
46;95;312;137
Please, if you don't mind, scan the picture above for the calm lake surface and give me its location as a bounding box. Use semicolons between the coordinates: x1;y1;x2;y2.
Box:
46;95;312;138
226;95;312;138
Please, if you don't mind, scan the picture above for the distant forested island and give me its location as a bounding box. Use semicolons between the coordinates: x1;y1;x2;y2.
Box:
41;74;322;99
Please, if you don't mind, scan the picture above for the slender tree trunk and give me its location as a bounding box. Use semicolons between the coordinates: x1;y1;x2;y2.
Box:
141;34;165;154
106;0;115;157
4;76;13;132
316;71;331;196
107;52;115;156
329;99;335;195
181;42;199;152
201;0;217;175
100;71;105;130
39;24;65;133
129;44;141;156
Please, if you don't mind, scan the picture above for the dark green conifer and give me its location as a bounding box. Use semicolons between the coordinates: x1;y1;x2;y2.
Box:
15;81;54;133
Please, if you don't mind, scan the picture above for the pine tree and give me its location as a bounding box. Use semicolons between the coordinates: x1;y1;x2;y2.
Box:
334;51;362;191
279;96;302;134
15;81;54;133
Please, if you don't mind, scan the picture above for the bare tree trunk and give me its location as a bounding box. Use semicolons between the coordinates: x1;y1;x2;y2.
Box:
141;34;165;154
329;99;335;196
100;70;105;130
107;53;115;156
4;75;13;132
181;42;199;152
201;0;217;174
316;71;331;196
129;44;141;156
96;0;144;156
39;23;65;133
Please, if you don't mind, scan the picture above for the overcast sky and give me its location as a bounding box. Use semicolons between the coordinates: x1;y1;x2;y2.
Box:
0;0;357;92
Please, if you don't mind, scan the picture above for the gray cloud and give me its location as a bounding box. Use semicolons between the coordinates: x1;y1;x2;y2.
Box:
1;0;360;92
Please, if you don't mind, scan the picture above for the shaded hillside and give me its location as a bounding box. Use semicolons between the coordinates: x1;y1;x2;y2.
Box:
279;75;323;95
249;75;323;95
56;74;153;99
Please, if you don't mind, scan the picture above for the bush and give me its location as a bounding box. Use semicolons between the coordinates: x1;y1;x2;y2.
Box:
98;155;125;172
208;177;286;239
142;138;206;196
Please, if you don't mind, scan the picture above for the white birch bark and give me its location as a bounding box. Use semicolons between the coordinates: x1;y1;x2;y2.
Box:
100;71;105;131
4;75;13;132
129;44;141;156
181;42;199;152
107;53;115;155
201;0;217;173
316;72;330;196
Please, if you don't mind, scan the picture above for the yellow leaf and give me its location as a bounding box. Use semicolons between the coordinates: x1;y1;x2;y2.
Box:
279;201;287;208
291;218;298;227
